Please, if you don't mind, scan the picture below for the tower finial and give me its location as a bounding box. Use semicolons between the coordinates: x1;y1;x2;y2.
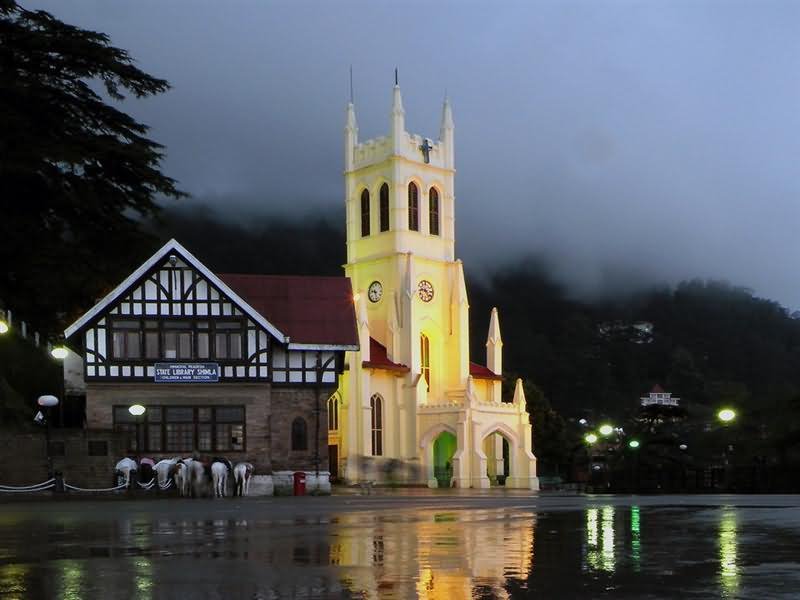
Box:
349;65;354;104
395;67;398;86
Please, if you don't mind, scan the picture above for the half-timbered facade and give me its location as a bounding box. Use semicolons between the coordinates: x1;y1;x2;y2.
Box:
63;239;357;480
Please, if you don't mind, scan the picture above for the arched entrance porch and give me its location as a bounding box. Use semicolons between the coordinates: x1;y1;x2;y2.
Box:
433;431;457;487
483;431;510;486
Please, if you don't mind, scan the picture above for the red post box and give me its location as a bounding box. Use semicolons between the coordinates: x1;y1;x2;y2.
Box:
293;471;306;496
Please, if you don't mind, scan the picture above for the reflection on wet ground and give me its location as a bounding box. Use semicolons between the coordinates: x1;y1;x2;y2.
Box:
1;494;800;599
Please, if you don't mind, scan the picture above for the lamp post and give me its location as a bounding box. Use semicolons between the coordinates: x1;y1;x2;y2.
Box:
128;404;146;462
716;408;737;490
51;345;68;427
37;395;59;477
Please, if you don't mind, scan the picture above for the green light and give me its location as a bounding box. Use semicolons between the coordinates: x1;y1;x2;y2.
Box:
718;408;736;423
585;433;598;444
599;424;614;436
628;440;640;449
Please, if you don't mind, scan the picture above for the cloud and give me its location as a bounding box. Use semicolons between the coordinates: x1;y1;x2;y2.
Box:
29;0;800;307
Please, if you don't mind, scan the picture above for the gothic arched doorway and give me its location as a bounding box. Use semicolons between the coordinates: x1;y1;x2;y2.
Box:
433;431;457;488
483;431;510;486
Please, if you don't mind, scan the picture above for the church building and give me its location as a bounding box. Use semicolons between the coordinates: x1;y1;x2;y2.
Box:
331;83;538;489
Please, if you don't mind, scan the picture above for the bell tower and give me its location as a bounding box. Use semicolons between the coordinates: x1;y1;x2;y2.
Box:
343;80;468;397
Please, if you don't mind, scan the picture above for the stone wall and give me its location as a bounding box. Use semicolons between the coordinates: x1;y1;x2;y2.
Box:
86;382;332;475
0;429;126;488
270;387;331;472
87;382;272;472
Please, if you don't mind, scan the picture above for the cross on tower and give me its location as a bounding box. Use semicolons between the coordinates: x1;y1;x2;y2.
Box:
419;138;433;164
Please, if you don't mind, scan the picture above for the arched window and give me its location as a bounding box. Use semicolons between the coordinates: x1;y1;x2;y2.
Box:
429;188;440;236
327;393;339;431
360;189;370;237
420;334;431;392
370;394;383;456
291;417;308;451
379;183;390;232
408;182;419;231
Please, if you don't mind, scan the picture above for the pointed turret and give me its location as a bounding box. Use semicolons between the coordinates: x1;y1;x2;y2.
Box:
356;292;370;362
390;82;406;154
439;96;454;169
452;259;468;307
387;290;400;362
514;379;526;406
345;102;358;171
486;307;502;375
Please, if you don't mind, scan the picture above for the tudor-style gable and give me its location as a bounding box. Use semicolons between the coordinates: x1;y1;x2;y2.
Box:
64;240;357;384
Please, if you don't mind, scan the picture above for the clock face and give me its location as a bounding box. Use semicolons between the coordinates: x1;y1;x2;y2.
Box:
368;281;383;303
417;280;434;303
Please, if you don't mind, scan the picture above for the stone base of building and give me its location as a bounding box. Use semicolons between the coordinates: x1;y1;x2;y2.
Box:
272;471;331;495
505;476;540;491
247;475;274;496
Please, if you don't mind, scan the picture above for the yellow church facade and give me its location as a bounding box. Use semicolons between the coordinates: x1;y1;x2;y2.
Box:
331;83;538;490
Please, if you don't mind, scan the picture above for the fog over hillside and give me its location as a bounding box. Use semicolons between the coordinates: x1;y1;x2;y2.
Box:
29;0;800;308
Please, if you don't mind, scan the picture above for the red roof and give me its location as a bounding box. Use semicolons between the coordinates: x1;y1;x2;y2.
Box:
363;338;409;373
470;362;503;381
217;273;358;347
650;384;666;394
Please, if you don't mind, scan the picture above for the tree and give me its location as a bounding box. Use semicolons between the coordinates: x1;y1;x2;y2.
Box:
0;0;183;333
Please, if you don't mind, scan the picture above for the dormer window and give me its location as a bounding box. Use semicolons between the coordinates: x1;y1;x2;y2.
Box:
408;182;419;231
360;189;370;237
380;183;390;232
429;188;440;236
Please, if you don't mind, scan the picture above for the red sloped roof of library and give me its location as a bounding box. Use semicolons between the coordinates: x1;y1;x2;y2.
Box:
217;273;358;347
363;338;409;373
470;362;503;381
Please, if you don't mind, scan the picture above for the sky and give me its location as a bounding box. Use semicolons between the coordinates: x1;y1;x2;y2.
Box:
29;0;800;307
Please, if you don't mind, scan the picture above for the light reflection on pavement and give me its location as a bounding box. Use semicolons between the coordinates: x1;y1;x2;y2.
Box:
0;494;798;599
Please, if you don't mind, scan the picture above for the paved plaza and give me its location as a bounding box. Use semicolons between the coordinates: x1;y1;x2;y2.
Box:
1;491;799;598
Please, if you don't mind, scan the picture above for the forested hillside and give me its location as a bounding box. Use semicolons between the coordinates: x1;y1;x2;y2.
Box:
6;206;800;465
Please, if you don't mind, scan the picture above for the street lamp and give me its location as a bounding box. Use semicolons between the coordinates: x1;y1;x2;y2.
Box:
128;405;146;461
628;439;640;449
585;433;598;444
599;424;614;436
0;320;8;334
51;346;69;360
717;408;736;423
38;395;60;477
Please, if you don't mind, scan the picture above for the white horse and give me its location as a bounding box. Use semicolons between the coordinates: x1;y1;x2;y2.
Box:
174;458;198;497
211;461;228;497
233;462;254;497
154;458;177;489
114;457;137;488
187;459;207;497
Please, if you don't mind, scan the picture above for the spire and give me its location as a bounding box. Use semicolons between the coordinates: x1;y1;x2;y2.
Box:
404;252;415;298
512;377;526;406
487;307;502;345
345;102;358;171
439;94;454;169
452;260;468;306
486;307;503;375
346;102;357;130
387;291;400;361
391;74;405;153
440;95;454;134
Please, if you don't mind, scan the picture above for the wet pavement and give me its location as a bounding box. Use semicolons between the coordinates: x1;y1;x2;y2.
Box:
1;492;799;599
